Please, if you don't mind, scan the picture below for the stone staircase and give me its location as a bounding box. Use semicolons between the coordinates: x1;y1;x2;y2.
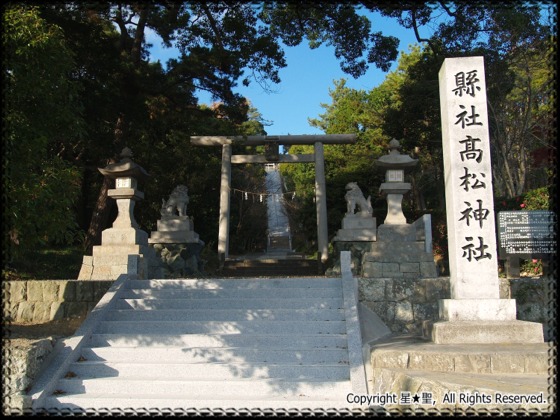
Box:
221;259;319;277
29;275;367;413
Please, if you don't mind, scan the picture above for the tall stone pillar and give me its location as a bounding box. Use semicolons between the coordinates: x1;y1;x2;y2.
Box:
427;56;543;344
314;142;329;265
218;144;232;265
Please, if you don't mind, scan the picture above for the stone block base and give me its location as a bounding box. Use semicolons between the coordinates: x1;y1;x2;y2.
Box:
424;320;544;344
78;247;156;280
101;227;148;245
149;230;200;243
150;242;205;277
377;224;417;241
341;214;376;230
156;216;193;232
334;228;377;242
439;299;517;321
362;242;438;278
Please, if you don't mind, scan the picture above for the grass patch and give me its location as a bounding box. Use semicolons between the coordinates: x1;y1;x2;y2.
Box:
3;246;84;280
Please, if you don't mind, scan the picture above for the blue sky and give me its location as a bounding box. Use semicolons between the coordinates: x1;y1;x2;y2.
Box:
147;11;421;136
147;5;553;136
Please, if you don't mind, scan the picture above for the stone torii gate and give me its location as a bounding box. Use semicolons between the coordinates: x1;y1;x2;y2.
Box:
190;135;356;267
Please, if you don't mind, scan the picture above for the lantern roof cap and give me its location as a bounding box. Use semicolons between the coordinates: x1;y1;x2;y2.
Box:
98;147;150;181
376;138;418;168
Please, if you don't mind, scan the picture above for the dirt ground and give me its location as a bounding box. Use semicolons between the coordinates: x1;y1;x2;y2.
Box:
3;317;86;347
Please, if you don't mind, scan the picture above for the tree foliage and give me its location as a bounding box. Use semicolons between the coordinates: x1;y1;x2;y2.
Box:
3;1;555;266
281;2;553;258
4;5;85;258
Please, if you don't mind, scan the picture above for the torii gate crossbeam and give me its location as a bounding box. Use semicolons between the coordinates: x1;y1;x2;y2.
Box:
190;135;356;269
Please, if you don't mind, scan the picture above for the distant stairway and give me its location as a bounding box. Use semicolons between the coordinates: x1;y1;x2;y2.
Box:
30;276;366;413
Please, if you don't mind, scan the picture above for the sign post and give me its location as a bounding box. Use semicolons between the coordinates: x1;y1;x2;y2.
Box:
498;210;556;277
427;56;543;344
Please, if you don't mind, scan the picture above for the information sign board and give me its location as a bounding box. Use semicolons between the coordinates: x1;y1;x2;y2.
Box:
498;210;556;255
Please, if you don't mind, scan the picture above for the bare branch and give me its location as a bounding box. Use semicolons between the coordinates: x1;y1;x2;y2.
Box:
410;8;437;53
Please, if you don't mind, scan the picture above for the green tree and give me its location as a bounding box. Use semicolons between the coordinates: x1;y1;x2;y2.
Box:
281;79;390;250
6;2;554;267
486;38;553;198
32;2;402;254
3;5;85;259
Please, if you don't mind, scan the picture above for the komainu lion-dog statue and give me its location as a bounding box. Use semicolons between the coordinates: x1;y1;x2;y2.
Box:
161;185;190;217
344;182;373;216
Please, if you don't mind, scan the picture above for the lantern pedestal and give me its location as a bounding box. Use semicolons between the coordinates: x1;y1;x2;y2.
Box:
361;140;438;278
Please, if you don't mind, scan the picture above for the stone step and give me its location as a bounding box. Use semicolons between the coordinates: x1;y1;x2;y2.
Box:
221;260;319;277
54;377;352;398
269;236;290;245
370;339;551;375
29;274;362;413
119;287;342;299
125;277;340;290
220;270;320;278
370;368;551;412
80;347;350;364
225;259;317;267
106;308;346;322
95;320;348;335
65;361;351;381
88;333;349;349
43;394;358;411
115;297;344;310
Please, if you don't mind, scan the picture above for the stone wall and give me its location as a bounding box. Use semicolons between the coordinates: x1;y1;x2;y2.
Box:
3;280;113;323
358;277;555;341
506;277;555;341
3;338;55;414
3;277;553;333
359;277;449;335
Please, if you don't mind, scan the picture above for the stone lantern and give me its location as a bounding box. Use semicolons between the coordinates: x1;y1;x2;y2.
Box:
98;147;150;231
376;139;418;225
359;139;437;279
78;147;155;280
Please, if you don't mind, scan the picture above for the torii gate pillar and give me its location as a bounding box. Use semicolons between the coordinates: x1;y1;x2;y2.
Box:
218;143;232;264
191;135;356;269
314;142;328;265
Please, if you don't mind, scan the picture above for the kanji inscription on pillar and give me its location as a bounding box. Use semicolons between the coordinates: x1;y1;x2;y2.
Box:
439;57;499;299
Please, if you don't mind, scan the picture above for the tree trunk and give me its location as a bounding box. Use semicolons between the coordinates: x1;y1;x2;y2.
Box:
82;6;149;254
83;166;116;254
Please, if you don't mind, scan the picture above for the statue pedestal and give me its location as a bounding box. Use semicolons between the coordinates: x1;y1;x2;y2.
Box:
149;216;205;277
149;216;200;244
329;212;377;276
333;213;377;242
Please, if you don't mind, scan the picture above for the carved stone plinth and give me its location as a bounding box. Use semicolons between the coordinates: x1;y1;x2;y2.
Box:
333;214;377;242
149;216;200;244
148;213;205;277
